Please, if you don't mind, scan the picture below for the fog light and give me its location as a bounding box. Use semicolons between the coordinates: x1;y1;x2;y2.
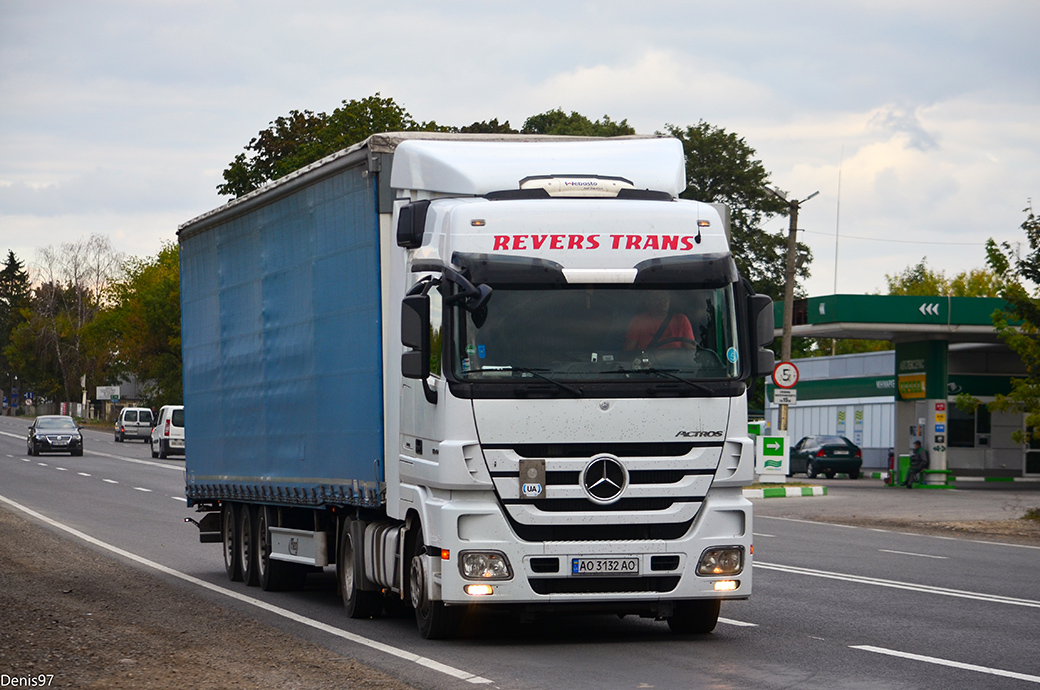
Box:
697;546;744;576
459;551;512;580
465;584;495;596
714;580;739;592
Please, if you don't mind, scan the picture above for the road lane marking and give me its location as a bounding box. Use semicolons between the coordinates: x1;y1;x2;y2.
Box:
134;487;153;493
37;463;47;466
756;561;1040;608
757;515;1040;550
85;449;184;471
78;472;91;477
56;467;68;472
102;479;119;484
0;493;493;685
851;645;1040;684
718;617;758;627
878;549;947;559
752;532;776;538
171;496;186;502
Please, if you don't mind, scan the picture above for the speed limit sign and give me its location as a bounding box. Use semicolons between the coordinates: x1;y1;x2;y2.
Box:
772;361;799;389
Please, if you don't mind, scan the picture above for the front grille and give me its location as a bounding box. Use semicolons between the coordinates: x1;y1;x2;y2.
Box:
492;442;703;458
506;516;694;542
530;576;680;595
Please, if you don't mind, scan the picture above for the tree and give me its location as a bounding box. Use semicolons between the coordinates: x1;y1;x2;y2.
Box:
0;250;31;380
218;94;450;197
959;203;1040;441
5;235;122;406
885;257;1002;297
662;122;803;302
521;109;635;137
97;243;182;407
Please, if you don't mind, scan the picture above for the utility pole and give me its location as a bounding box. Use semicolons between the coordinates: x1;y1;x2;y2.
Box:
768;188;818;431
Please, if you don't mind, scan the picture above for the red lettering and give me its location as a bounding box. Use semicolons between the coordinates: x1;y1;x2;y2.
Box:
610;234;623;249
493;236;509;250
586;234;600;249
550;235;565;249
680;236;694;251
662;235;678;250
626;235;641;249
568;235;584;249
644;235;659;250
532;235;548;249
512;235;529;250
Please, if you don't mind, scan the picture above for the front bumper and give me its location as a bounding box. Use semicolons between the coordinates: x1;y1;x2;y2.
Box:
36;436;83;453
419;487;752;610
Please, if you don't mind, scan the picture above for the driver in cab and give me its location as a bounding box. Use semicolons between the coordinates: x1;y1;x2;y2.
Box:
623;292;695;351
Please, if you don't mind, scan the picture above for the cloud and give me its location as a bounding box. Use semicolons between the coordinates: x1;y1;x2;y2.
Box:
868;106;939;151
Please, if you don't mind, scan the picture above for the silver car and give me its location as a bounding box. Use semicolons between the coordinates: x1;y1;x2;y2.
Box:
114;407;154;442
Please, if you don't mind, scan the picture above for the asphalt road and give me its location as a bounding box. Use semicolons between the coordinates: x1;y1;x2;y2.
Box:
2;414;1039;690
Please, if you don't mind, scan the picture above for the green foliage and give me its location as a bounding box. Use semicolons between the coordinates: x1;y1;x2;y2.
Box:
217;94;450;197
458;118;519;134
885;257;1002;297
521;109;635;137
0;250;31;379
662;122;804;302
99;243;183;408
969;203;1040;442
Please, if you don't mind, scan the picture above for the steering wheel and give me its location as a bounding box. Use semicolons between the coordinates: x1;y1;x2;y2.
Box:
649;337;697;349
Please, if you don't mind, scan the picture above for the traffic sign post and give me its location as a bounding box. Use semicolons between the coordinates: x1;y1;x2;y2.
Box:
755;434;789;483
772;361;799;432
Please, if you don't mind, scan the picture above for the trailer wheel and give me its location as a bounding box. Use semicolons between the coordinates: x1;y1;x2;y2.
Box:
667;599;721;634
222;503;242;581
338;521;382;618
408;526;460;639
239;504;259;586
257;506;305;591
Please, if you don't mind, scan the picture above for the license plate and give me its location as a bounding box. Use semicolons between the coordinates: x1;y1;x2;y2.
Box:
52;439;68;446
171;439;185;448
571;557;640;576
833;450;849;455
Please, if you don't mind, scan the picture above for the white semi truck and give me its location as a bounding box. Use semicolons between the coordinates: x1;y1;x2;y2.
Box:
181;133;774;639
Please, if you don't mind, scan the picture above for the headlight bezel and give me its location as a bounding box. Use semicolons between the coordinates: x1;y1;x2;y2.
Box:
696;546;745;576
457;550;513;581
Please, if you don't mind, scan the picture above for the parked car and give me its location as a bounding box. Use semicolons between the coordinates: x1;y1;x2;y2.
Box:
151;405;185;459
114;407;154;443
27;415;84;456
789;435;862;479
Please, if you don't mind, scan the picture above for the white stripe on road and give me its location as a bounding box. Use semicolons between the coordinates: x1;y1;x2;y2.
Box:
756;561;1040;608
851;645;1040;684
718;617;758;627
102;479;118;484
134;487;152;493
78;472;91;477
757;515;1040;550
0;493;493;685
878;549;947;559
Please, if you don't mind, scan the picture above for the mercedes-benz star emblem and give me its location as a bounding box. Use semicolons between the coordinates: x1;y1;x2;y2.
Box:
581;456;628;504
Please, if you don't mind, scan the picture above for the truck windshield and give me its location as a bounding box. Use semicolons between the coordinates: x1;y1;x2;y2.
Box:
452;284;742;382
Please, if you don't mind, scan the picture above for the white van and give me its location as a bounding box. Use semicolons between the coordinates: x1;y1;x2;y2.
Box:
150;405;185;459
114;407;154;442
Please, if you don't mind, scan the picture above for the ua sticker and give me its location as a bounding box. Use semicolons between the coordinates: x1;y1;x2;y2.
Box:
727;347;738;363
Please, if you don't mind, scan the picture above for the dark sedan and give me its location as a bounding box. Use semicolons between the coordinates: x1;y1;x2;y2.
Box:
789;435;862;479
27;415;84;456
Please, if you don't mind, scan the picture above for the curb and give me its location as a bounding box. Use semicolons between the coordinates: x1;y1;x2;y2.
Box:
864;471;1039;483
743;486;828;499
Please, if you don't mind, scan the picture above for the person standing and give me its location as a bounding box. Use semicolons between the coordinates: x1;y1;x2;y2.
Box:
905;440;929;488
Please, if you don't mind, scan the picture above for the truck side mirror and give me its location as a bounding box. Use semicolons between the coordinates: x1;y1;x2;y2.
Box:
401;294;430;379
401;294;438;403
749;294;775;377
397;200;431;249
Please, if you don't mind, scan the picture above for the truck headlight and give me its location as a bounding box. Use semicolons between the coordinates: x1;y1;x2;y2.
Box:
697;546;744;576
458;551;512;580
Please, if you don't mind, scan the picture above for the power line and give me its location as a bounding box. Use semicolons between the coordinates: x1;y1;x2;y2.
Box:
801;229;990;246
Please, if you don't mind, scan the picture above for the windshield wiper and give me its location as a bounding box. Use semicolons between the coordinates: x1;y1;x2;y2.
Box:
614;367;714;394
479;366;583;397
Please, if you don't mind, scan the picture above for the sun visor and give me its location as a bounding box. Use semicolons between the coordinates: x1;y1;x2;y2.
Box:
391;138;686;197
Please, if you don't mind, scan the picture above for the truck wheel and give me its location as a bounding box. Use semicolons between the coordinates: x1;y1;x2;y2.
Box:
222;503;242;582
338;520;382;618
408;527;460;639
239;505;259;586
667;599;721;634
257;506;304;591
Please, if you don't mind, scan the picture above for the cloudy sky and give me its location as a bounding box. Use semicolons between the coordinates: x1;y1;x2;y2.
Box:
2;0;1038;296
